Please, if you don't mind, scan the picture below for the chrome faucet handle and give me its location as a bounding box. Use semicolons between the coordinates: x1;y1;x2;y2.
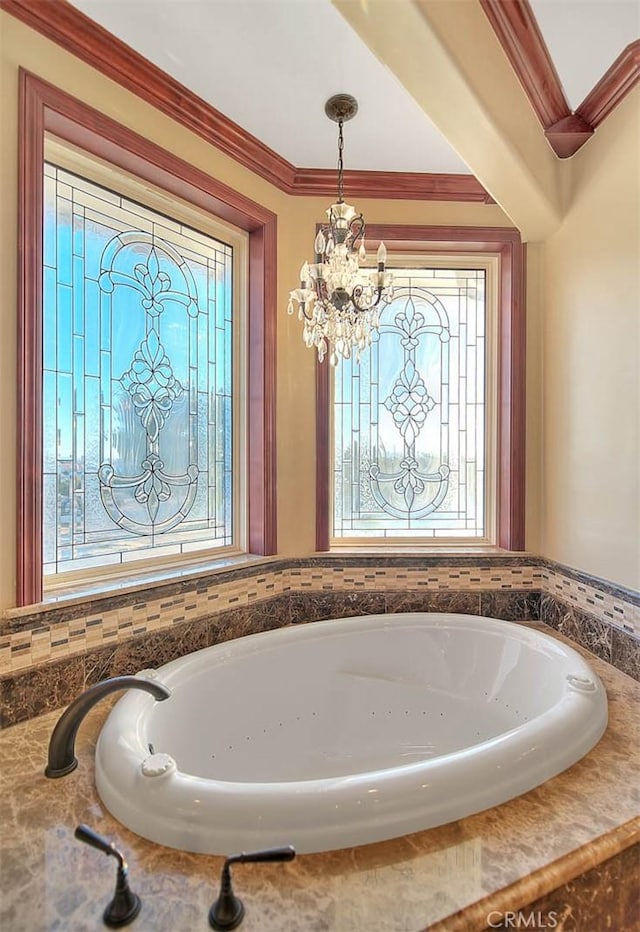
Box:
209;846;296;930
75;824;142;927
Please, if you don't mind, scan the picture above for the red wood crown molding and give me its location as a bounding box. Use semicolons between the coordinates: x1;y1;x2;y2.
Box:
293;169;493;203
1;0;490;203
577;41;640;128
480;0;639;158
315;226;526;553
479;0;570;128
543;114;594;161
1;0;295;190
16;70;277;605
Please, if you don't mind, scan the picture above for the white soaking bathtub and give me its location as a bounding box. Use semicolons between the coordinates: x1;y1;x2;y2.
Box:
95;613;608;855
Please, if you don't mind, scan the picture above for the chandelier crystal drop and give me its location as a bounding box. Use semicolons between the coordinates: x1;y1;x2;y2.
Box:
288;94;393;365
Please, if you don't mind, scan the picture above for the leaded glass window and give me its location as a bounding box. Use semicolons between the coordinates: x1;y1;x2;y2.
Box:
333;265;492;541
43;161;241;579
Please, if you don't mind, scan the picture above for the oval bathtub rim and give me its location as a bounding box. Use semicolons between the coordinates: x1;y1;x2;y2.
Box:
96;612;608;791
94;612;609;854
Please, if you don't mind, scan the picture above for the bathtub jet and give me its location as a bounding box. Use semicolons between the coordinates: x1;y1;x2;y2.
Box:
95;613;608;855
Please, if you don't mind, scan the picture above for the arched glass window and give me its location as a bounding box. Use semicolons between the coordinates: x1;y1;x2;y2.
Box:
333;264;494;542
43;155;245;578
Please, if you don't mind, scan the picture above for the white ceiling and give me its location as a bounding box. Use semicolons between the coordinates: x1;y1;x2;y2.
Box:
68;0;470;174
529;0;639;110
69;0;639;173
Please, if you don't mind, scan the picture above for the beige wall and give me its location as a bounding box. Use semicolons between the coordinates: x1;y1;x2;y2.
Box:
541;88;640;589
0;15;515;610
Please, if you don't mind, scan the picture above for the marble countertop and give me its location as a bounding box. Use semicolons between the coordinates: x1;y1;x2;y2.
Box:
1;625;638;932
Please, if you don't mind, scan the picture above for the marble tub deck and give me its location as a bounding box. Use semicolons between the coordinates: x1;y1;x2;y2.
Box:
0;624;638;932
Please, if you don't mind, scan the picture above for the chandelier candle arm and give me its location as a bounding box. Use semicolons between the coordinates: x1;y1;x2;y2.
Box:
287;94;393;366
377;242;387;284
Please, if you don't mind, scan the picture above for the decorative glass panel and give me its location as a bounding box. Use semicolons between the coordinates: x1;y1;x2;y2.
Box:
43;163;235;578
333;267;486;539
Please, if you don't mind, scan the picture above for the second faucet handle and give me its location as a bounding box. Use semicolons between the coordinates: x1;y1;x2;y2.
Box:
75;824;122;858
209;845;296;930
228;846;296;866
75;824;141;927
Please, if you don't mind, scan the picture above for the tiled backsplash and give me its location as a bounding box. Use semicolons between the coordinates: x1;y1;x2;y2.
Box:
541;562;638;631
0;555;637;726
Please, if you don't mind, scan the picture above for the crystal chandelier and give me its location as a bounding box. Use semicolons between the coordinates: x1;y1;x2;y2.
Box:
288;94;393;365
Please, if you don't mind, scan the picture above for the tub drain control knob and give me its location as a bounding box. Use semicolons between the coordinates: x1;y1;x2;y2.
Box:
141;753;176;777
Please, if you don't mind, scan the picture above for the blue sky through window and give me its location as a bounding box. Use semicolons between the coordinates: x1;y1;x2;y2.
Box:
43;162;235;578
333;267;487;540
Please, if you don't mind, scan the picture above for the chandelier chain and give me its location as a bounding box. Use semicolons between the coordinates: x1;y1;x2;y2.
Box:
337;120;344;203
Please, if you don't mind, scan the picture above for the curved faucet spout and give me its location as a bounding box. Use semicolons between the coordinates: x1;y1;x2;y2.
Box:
45;675;171;779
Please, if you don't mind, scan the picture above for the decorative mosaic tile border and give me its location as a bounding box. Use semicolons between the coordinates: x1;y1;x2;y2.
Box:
0;586;542;727
0;561;542;676
541;563;639;631
0;554;637;726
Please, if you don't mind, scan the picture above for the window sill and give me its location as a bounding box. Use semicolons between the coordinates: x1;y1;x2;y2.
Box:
5;553;281;620
327;543;519;555
4;549;535;622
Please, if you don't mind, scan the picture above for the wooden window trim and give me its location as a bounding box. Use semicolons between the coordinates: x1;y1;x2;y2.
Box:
17;70;277;607
315;225;526;552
